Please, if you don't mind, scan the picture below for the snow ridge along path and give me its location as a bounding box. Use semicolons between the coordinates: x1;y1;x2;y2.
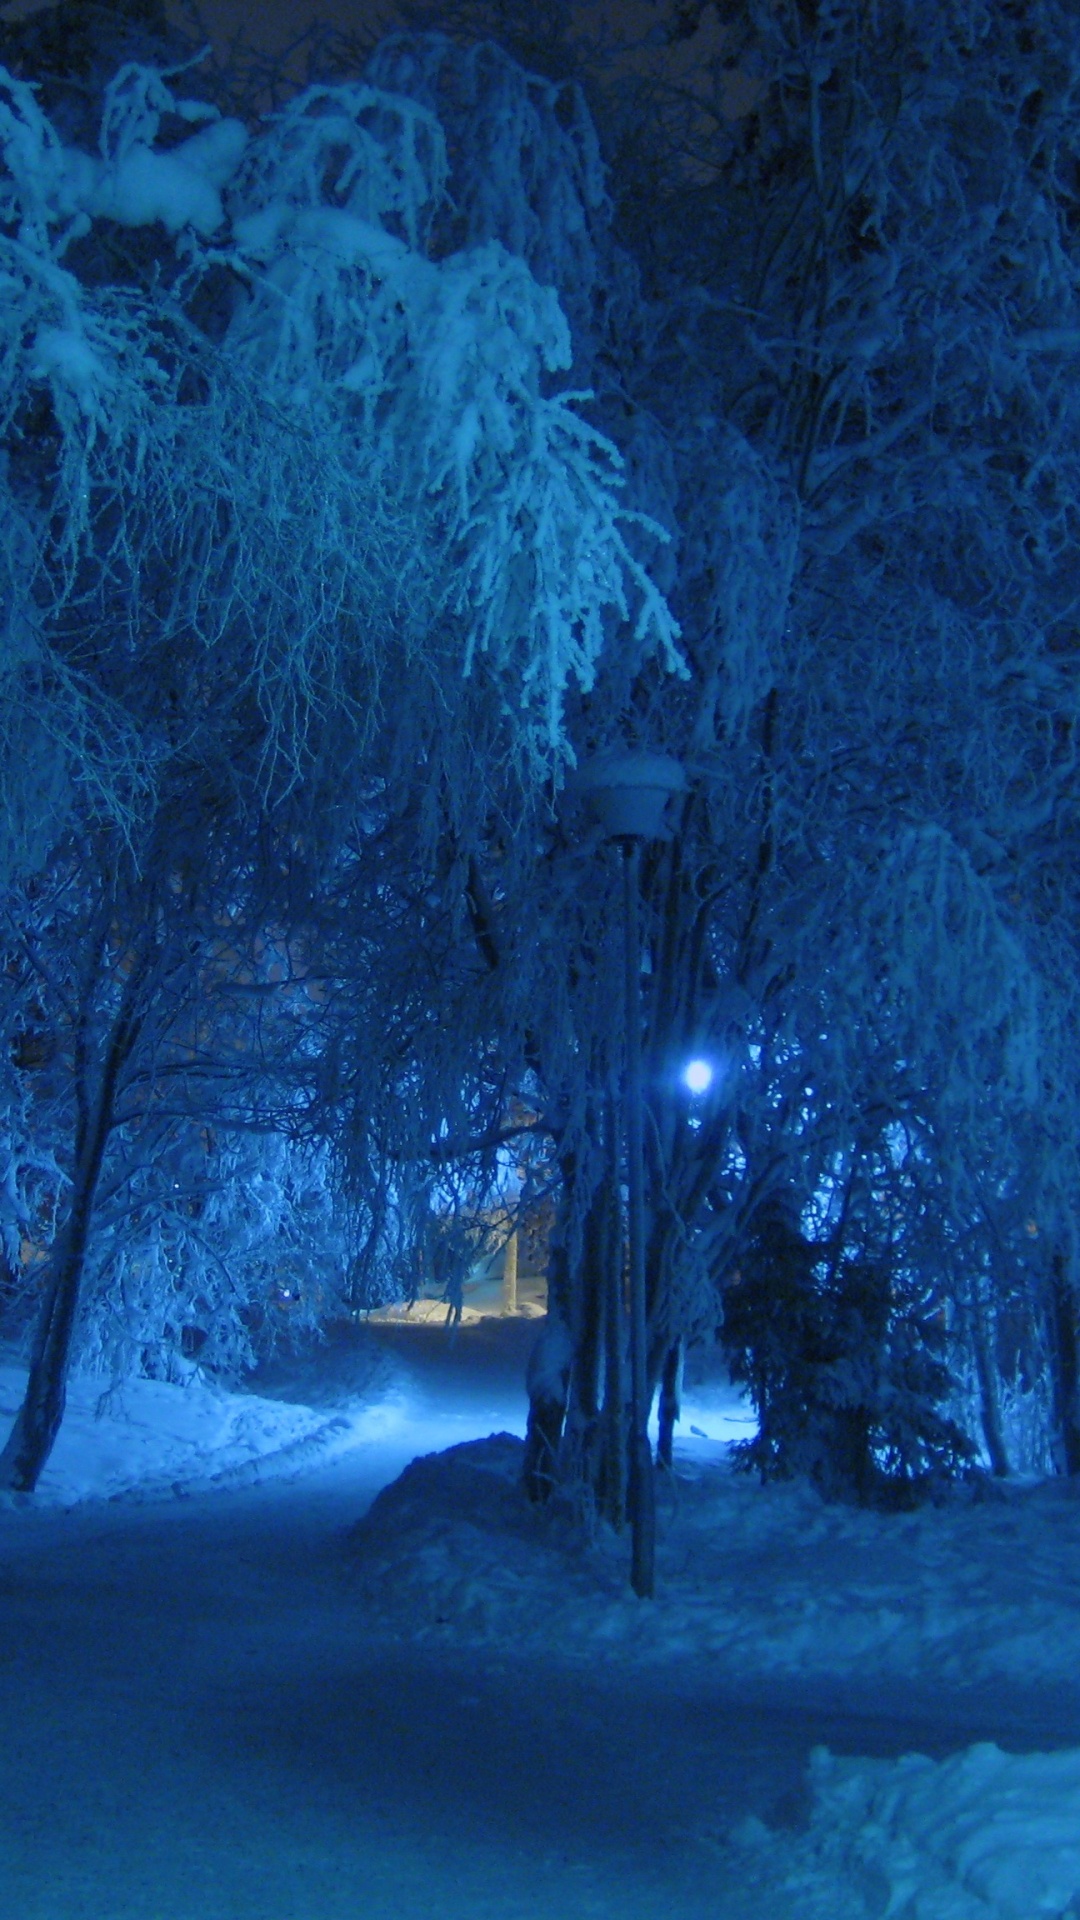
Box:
1;1316;1079;1919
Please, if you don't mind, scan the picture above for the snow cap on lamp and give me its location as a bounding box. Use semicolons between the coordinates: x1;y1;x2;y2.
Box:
575;749;686;840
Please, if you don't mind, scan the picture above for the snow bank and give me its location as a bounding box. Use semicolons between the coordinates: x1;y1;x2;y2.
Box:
733;1742;1080;1919
349;1431;1080;1694
0;1357;401;1506
350;1432;1080;1916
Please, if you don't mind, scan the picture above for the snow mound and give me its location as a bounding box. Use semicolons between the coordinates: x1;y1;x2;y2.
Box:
348;1432;1080;1694
734;1742;1080;1919
0;1359;381;1507
352;1434;1080;1916
349;1432;571;1633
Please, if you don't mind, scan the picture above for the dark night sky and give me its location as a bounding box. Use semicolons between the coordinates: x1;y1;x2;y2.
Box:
0;0;734;107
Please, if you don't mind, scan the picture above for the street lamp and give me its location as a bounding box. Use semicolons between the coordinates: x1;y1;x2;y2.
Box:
682;1058;714;1095
577;749;685;1599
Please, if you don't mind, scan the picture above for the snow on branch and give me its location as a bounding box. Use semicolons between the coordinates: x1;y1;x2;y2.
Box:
364;32;611;316
854;823;1042;1116
230;78;446;255
222;73;681;761
367;238;684;748
0;43;679;850
676;418;799;745
0;56;247;246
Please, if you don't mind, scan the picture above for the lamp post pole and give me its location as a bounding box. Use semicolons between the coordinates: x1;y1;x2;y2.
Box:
621;833;654;1598
576;750;685;1601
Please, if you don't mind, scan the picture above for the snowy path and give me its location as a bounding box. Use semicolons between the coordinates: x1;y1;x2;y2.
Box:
1;1321;1080;1917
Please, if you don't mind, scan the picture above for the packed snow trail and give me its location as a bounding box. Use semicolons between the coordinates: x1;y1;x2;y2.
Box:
0;1317;1079;1918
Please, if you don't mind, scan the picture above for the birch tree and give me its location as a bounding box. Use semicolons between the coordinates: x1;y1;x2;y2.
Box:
0;14;686;1486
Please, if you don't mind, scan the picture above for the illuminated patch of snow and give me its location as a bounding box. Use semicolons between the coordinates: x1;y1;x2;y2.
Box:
0;1358;385;1507
731;1742;1080;1918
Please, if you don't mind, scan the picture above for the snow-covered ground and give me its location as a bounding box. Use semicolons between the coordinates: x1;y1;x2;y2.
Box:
1;1317;1079;1918
0;1356;389;1507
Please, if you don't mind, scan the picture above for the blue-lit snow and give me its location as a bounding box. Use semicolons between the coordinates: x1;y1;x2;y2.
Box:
0;1316;1078;1918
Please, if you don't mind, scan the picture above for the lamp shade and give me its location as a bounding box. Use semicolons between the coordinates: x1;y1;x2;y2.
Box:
576;750;686;840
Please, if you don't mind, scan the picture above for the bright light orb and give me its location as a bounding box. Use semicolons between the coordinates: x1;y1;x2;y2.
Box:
683;1058;714;1095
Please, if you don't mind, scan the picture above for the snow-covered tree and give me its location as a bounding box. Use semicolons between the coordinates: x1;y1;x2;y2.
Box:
9;0;1080;1524
378;2;1080;1504
0;15;686;1489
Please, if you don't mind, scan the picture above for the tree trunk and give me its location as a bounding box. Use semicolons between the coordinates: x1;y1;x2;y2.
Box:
501;1224;518;1314
1050;1249;1080;1476
0;1165;98;1493
0;952;144;1494
656;1338;683;1470
559;1173;607;1499
522;1177;574;1503
522;1304;572;1503
969;1273;1010;1479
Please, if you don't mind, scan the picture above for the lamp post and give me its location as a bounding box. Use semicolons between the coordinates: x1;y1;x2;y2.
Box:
577;750;686;1599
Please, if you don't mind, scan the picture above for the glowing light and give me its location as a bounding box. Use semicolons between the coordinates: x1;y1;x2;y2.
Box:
683;1058;713;1095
